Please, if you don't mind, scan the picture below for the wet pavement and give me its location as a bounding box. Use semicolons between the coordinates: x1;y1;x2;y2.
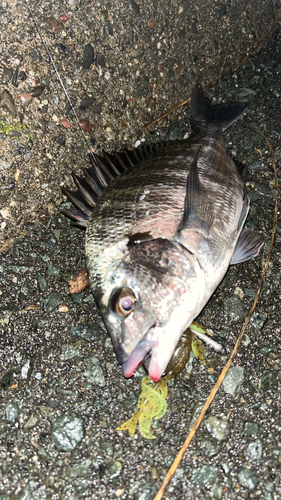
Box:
0;1;281;499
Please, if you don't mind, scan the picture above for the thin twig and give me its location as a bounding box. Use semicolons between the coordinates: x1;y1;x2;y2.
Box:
153;129;278;500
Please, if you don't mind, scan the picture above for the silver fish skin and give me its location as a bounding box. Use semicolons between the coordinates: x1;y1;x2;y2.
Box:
75;86;264;382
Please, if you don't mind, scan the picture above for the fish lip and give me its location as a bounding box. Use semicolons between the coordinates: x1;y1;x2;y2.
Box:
122;328;157;379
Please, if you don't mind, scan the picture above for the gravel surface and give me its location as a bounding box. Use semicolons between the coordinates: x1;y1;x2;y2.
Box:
1;1;281;499
0;0;279;250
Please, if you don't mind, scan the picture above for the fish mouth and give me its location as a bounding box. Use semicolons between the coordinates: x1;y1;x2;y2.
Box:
122;328;163;382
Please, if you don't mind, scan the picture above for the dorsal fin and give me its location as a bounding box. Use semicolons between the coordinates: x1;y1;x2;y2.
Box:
61;142;168;227
61;186;93;218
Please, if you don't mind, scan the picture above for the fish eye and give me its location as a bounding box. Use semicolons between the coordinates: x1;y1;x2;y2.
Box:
110;288;136;318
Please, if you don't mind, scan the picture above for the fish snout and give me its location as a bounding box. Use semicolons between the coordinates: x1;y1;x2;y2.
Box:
122;329;158;378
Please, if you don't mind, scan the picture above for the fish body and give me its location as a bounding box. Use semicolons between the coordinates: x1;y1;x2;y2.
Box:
63;87;264;382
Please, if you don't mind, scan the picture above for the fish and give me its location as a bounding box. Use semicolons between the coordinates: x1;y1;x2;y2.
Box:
62;86;264;382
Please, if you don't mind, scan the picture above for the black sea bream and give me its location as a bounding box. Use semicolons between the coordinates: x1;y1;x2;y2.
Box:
62;86;264;382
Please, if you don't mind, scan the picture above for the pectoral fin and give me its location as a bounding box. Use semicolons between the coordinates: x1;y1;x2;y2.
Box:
231;229;265;264
178;147;214;237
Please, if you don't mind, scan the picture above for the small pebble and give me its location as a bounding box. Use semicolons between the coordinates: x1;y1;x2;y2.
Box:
45;16;64;32
46;264;60;277
18;92;32;106
92;104;102;114
10;67;19;86
44;292;62;312
136;484;158;499
260;371;279;391
60;13;68;21
59;305;69;312
84;356;105;385
151;466;159;480
138;108;151;123
245;421;259;436
79;97;95;109
0;89;16;116
222;366;244;395
238;468;258;490
250;311;267;329
12;66;19;87
9;130;21;137
25;304;39;311
147;96;156;108
18;71;26;82
129;0;140;14
30;86;45;97
83;43;95;69
38;210;48;221
79;119;94;132
96;54;106;67
191;465;218;486
5;402;18;423
0;195;7;205
234;286;244;299
166;68;175;78
147;48;157;60
60;345;79;360
21;360;31;379
147;18;155;29
200;438;220;457
2;67;13;84
205;416;230;441
23;412;39;433
223;295;246;324
246;439;263;460
61;118;72;129
46;394;60;409
69;459;92;479
38;118;47;133
0;208;11;219
14;193;27;202
29;48;42;61
0;159;10;170
124;391;138;409
69;322;102;341
55;135;66;146
51;415;84;451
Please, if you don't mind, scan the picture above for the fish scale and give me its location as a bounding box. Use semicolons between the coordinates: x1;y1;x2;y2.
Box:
63;85;264;382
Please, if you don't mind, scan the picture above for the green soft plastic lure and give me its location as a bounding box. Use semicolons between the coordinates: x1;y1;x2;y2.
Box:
117;322;217;439
117;376;168;439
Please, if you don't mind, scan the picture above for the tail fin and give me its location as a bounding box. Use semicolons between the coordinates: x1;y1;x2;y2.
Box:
191;85;248;132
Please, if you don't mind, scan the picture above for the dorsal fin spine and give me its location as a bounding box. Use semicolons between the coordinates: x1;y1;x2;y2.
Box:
61;142;168;227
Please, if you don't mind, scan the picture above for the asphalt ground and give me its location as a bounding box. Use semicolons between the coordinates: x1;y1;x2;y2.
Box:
0;2;281;499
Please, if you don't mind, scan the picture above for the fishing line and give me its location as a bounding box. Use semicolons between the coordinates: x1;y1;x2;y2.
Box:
24;0;93;155
153;129;278;500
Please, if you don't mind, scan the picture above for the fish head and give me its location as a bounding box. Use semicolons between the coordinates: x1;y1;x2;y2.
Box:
87;236;205;382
